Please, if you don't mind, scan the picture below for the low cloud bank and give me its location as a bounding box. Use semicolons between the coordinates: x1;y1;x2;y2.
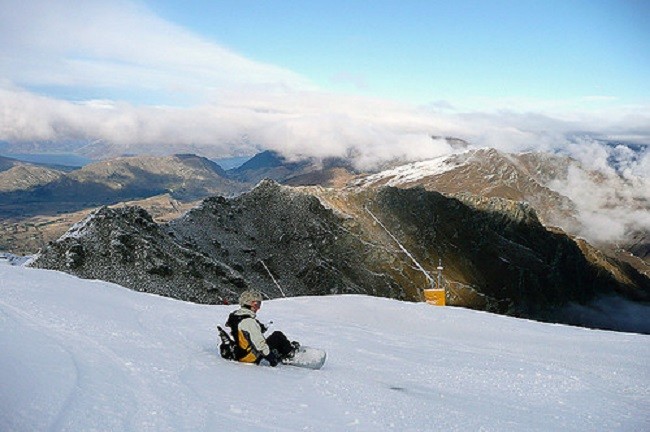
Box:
2;85;648;246
544;138;650;244
554;296;650;335
2;85;648;167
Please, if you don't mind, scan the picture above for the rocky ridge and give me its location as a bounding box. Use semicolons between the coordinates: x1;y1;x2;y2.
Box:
30;206;246;303
352;148;579;229
30;180;650;332
0;154;246;218
353;148;649;267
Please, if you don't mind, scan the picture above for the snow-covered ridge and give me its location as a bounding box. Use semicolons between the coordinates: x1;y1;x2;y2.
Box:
2;265;648;432
58;207;101;241
352;154;463;188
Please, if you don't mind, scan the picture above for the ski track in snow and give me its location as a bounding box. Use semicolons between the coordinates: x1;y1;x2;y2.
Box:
1;264;649;431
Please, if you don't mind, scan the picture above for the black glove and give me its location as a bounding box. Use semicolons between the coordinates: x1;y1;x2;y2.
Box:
265;352;279;367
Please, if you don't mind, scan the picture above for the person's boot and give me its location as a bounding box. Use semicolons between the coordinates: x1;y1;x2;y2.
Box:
287;341;300;358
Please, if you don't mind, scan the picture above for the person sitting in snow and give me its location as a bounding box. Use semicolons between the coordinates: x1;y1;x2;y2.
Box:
225;290;298;367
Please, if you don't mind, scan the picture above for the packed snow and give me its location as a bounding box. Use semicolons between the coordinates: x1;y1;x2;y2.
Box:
1;264;648;432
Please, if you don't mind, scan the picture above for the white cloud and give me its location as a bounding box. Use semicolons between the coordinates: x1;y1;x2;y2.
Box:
0;0;313;102
547;151;650;244
2;84;649;171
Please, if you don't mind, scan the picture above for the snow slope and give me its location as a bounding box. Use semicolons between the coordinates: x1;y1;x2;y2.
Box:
1;264;648;432
351;155;461;188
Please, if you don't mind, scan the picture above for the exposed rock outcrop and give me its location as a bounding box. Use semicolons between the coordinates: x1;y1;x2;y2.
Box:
30;181;650;332
30;206;246;304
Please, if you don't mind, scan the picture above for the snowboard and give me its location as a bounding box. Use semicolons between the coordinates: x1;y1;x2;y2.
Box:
217;326;326;370
282;346;327;370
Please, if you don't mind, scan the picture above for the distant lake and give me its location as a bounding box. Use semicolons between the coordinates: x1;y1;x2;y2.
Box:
1;153;92;167
211;156;251;170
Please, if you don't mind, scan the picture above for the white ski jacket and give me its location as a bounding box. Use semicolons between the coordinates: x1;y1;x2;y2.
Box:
231;307;270;362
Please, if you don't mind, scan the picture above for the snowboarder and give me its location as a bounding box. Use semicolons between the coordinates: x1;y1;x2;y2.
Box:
225;290;298;367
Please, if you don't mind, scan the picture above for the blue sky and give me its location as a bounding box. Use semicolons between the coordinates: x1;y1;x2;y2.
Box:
144;0;649;107
0;0;649;165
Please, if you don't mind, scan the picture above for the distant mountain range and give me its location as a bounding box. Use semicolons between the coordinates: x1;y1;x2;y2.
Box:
2;147;648;264
3;144;647;332
0;154;246;218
